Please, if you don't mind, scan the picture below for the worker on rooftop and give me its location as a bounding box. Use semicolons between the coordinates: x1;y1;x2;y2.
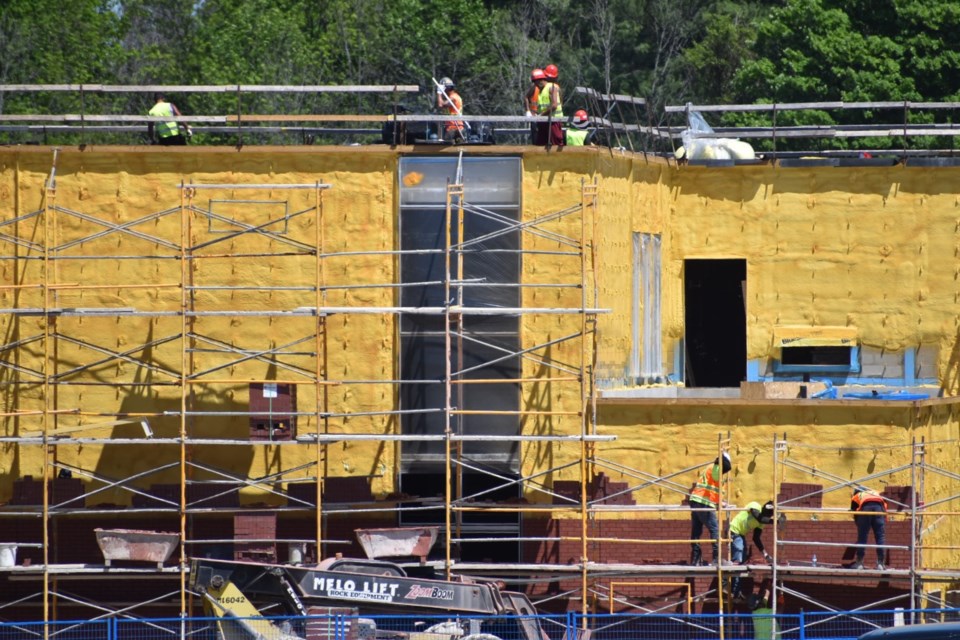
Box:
851;486;887;570
730;500;774;601
534;64;564;146
688;451;731;566
148;93;187;146
565;109;593;146
435;76;465;142
525;68;545;143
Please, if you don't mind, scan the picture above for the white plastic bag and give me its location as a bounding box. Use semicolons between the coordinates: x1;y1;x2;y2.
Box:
676;108;754;161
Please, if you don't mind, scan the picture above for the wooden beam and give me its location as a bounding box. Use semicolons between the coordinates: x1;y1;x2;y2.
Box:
0;84;419;93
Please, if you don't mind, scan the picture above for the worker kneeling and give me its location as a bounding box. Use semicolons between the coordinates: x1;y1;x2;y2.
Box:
565;110;594;146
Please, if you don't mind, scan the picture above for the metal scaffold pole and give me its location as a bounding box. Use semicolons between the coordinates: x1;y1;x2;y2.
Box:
315;181;327;561
41;148;58;637
579;178;590;616
178;180;191;616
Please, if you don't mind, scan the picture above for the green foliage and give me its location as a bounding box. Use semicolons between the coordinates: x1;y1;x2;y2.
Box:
0;0;123;115
732;0;960;104
681;1;767;103
2;0;959;149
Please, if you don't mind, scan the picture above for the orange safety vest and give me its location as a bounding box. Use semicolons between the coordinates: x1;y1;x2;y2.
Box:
852;489;886;511
526;85;540;113
443;90;464;133
690;464;722;507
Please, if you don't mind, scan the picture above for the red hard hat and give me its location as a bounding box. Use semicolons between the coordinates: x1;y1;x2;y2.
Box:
574;109;588;123
531;68;546;81
544;64;559;79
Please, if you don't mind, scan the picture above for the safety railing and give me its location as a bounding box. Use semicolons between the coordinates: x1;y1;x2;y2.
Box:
663;100;960;160
2;609;959;640
0;83;651;149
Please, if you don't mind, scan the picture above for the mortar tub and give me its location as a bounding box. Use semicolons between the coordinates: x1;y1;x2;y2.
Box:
94;528;180;567
355;526;439;560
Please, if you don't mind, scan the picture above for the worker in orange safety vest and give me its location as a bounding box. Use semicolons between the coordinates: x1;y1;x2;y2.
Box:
689;451;732;566
435;76;465;142
524;68;545;143
851;486;887;570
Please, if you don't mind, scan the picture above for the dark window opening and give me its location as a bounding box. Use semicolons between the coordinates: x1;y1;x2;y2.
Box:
781;346;852;367
249;383;296;441
684;259;747;388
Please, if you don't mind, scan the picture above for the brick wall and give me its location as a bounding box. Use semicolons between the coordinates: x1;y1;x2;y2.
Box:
552;473;637;506
10;477;85;507
287;478;374;506
131;483;241;509
522;489;913;614
234;512;277;562
777;482;823;508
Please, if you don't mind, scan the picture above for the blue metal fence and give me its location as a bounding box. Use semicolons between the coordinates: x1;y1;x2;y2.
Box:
1;609;957;640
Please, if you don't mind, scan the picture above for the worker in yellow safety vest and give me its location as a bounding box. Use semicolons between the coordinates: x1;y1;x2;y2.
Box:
730;500;774;600
688;451;731;566
535;64;563;146
851;486;887;570
565;109;593;146
148;93;187;145
748;588;780;639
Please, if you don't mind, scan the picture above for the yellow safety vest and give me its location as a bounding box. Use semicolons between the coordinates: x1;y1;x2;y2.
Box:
730;501;764;536
537;82;563;117
565;128;589;146
148;102;179;138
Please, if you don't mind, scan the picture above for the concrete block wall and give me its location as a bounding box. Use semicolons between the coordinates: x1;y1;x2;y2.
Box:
854;346;905;381
915;344;938;380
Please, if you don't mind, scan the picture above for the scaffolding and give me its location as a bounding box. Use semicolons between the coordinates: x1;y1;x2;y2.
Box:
1;141;960;630
0;146;615;623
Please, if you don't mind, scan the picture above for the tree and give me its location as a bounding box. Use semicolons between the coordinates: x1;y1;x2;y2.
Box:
731;0;960;104
681;1;770;104
185;0;320;119
0;0;123;115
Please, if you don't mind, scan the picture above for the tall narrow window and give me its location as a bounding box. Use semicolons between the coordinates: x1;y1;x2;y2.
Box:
398;157;522;473
631;233;663;382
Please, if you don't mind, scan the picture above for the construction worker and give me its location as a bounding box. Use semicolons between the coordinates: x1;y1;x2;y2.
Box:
688;451;731;566
525;68;545;143
748;588;780;639
148;93;187;146
525;68;545;115
565;110;593;146
730;500;774;600
851;486;887;570
534;63;563;146
435;77;464;142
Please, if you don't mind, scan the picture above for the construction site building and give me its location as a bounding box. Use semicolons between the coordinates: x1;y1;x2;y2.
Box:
1;87;960;624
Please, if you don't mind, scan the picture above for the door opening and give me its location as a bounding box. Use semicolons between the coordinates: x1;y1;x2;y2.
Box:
399;471;520;564
684;259;746;388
